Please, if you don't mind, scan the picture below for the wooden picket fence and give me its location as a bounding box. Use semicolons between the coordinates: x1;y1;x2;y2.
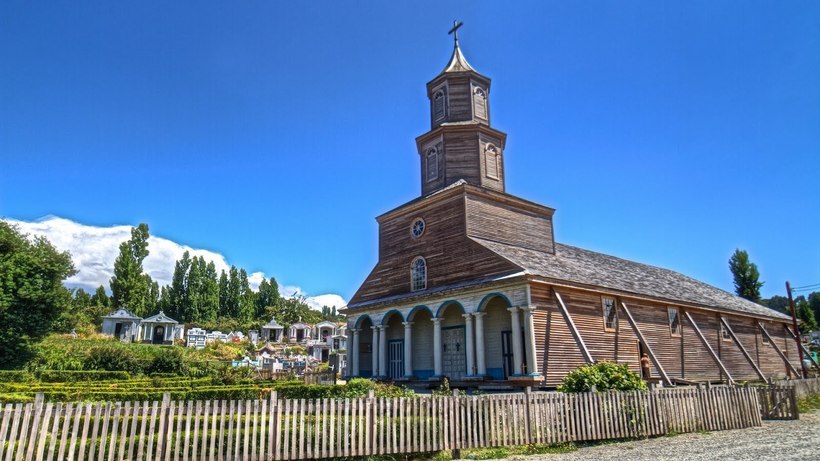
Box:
755;385;798;420
0;386;762;461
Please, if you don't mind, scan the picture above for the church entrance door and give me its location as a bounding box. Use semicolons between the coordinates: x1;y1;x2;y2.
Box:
388;340;404;379
442;327;466;380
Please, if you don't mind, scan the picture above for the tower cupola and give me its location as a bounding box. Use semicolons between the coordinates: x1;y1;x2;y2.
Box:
416;22;508;196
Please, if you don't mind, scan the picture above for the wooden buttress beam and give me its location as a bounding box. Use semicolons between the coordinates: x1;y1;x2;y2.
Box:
619;301;673;387
757;322;801;377
682;311;735;385
719;317;769;383
552;289;595;364
782;325;820;371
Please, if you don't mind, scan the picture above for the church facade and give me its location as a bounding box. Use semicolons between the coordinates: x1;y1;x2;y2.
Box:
343;35;801;387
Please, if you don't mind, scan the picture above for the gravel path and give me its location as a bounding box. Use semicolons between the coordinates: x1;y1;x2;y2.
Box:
503;410;820;461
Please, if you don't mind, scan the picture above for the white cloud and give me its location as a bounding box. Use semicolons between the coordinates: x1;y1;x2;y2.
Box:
3;216;347;311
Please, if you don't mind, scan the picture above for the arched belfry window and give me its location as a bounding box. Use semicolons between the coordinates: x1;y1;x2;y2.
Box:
473;86;487;120
485;144;499;179
433;89;446;121
426;147;439;182
411;257;427;291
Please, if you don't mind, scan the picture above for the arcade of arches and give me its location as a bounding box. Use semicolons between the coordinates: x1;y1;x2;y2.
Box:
346;289;540;381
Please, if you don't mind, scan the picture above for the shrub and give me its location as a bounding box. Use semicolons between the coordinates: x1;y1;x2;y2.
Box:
147;348;188;375
85;345;145;374
557;361;647;393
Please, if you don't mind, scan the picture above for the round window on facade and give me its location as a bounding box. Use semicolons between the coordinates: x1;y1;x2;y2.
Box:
411;218;425;239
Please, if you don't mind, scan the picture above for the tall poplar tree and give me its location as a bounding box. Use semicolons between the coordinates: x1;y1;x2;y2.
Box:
202;261;220;322
238;268;256;322
168;251;191;321
110;223;153;316
218;270;229;318
728;249;764;303
256;277;281;319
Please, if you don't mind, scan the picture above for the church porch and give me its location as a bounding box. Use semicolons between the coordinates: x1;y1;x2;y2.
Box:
346;284;543;384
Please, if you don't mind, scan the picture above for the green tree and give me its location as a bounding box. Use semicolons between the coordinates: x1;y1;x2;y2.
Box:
271;296;322;327
729;249;764;303
167;250;191;321
808;292;820;328
795;296;818;333
90;285;111;310
87;285;112;328
110;223;153;316
0;221;76;367
226;266;241;318
202;260;220;322
256;277;281;319
218;270;229;318
761;295;789;314
238;269;256;322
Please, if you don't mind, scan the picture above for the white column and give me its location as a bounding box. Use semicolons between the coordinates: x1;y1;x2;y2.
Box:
378;325;388;378
522;305;539;375
403;322;414;378
474;312;487;376
463;314;475;376
509;307;524;376
351;329;360;377
432;317;443;377
371;326;379;378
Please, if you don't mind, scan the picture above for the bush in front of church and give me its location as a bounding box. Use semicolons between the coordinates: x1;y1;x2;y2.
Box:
557;361;646;393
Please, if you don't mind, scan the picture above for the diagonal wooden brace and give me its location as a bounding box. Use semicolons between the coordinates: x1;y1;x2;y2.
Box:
757;322;801;377
683;311;735;385
719;316;768;383
619;301;673;386
552;289;595;364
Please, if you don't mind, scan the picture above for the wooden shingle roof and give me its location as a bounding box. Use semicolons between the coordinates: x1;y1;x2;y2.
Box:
470;237;790;321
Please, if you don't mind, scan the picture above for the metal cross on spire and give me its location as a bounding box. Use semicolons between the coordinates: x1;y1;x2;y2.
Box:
448;20;464;46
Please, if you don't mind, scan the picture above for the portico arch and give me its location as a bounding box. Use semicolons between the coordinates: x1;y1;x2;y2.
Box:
437;300;467;380
407;306;435;379
481;294;516;379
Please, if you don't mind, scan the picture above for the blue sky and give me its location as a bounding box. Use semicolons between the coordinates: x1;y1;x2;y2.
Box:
1;1;818;302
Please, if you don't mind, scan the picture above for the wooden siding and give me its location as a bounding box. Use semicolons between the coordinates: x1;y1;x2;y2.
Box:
441;76;473;123
465;192;554;254
443;131;482;188
349;192;520;307
717;316;760;381
530;283;797;386
530;285;588;385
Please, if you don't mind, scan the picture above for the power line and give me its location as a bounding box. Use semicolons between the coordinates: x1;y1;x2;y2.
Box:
791;282;820;291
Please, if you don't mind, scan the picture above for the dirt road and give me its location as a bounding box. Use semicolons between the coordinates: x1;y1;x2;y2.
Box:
509;410;820;461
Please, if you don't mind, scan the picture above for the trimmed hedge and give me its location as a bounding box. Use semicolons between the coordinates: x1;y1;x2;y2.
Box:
0;371;35;382
38;370;131;382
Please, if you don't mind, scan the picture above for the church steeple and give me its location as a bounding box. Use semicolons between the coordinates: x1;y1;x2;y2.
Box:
416;22;507;196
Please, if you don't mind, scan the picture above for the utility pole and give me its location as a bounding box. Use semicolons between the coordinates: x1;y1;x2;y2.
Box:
786;281;807;378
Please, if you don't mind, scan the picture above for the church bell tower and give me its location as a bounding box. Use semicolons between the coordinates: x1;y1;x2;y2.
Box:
416;22;508;196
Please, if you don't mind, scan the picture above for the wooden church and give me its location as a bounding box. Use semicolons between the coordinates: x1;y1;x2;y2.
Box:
343;26;801;387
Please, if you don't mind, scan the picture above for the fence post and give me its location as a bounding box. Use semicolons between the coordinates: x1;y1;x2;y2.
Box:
452;390;461;460
524;386;533;443
160;393;170;458
789;386;799;420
